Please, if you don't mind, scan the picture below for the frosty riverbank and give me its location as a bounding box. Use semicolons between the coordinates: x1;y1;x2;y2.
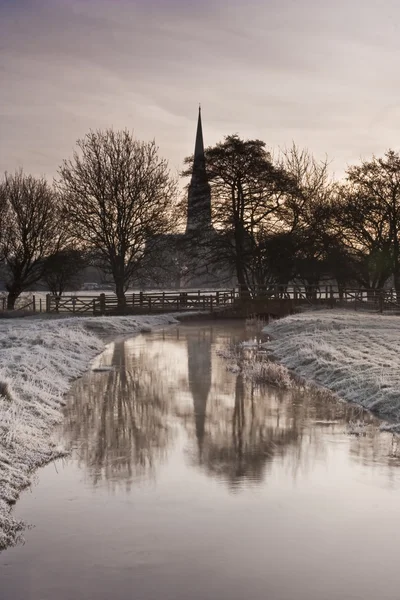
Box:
0;314;179;550
4;309;400;552
263;310;400;426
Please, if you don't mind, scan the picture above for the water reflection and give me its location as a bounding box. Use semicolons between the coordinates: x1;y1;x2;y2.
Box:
64;322;400;491
63;339;171;488
349;424;400;469
6;322;400;600
193;374;302;489
187;333;211;459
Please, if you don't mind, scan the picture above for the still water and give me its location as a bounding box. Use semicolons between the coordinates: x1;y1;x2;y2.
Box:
2;321;400;600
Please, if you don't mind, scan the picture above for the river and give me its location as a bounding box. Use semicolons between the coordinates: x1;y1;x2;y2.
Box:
1;320;400;600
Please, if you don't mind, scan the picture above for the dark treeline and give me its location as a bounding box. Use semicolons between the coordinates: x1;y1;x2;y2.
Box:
1;127;400;309
0;129;179;309
184;137;400;298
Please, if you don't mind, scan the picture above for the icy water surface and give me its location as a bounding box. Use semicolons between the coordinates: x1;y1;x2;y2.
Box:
2;321;400;600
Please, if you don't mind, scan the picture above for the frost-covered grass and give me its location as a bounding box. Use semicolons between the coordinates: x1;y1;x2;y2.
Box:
243;359;293;388
217;316;294;388
0;313;179;550
216;342;293;388
263;310;400;425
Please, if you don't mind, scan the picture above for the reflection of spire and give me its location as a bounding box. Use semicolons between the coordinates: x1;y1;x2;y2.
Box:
187;332;212;460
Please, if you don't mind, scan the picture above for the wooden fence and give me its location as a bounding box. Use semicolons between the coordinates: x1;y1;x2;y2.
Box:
0;296;38;312
2;286;400;315
45;289;237;315
237;285;400;308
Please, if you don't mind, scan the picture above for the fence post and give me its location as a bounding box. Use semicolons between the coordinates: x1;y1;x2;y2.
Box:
92;299;96;315
39;298;42;313
139;292;143;308
32;295;36;312
99;293;106;315
162;292;165;311
148;297;152;312
46;294;51;313
210;296;213;313
330;285;334;308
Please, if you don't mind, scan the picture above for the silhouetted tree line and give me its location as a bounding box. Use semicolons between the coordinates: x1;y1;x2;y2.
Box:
0;129;178;309
184;138;400;297
2;127;400;309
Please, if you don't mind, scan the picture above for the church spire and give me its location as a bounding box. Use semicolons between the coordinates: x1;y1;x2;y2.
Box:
194;105;204;159
186;106;212;233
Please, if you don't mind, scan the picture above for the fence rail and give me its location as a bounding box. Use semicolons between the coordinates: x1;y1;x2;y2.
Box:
44;290;237;315
2;286;400;315
0;296;38;312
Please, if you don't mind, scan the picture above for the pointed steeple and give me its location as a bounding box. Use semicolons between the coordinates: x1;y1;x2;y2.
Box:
186;106;212;233
194;105;204;159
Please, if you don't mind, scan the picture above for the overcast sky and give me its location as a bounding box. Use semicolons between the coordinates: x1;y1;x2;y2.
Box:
1;0;400;180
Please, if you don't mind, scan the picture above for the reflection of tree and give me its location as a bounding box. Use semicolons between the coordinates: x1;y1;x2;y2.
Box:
183;326;397;489
194;376;302;489
183;328;308;488
64;340;171;489
64;322;400;495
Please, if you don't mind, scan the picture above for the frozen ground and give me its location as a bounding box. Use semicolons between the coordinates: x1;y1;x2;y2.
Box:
263;310;400;426
0;313;179;550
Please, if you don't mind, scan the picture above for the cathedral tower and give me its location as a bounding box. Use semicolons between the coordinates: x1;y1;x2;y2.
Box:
186;106;212;233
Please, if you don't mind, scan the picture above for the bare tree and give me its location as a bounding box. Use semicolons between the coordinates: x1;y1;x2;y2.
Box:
57;130;178;307
0;170;61;309
330;184;392;290
277;144;339;290
336;151;400;293
0;184;7;259
278;144;333;233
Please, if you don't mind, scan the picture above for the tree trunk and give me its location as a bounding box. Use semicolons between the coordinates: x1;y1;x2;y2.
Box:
236;261;247;293
115;279;126;309
7;289;21;310
234;226;249;295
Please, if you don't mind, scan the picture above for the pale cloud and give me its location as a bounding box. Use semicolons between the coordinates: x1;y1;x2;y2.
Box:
1;0;400;180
